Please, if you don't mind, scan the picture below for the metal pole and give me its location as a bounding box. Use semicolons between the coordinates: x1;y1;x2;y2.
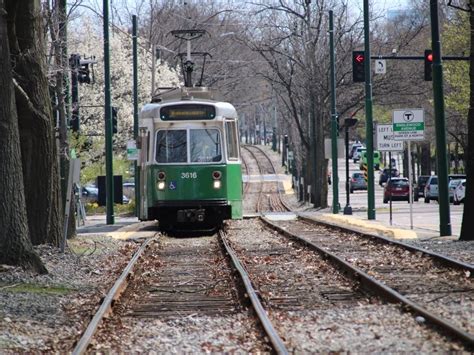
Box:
272;91;277;151
389;151;392;225
151;43;156;97
71;55;79;132
430;0;451;236
329;10;339;214
132;15;139;217
363;0;375;220
103;0;114;225
408;140;413;229
344;125;352;215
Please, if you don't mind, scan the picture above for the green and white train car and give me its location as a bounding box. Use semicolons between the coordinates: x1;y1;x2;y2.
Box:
137;87;243;229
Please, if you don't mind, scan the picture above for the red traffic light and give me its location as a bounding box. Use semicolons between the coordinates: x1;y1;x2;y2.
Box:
426;53;433;62
354;53;364;63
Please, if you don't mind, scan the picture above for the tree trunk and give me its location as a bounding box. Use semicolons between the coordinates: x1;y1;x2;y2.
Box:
6;0;62;246
459;5;474;241
0;1;47;273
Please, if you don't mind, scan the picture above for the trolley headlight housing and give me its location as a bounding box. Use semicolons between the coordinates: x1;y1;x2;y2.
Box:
157;181;166;190
157;171;166;190
212;171;222;189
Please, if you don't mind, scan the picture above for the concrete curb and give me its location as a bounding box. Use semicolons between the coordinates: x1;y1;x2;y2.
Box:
309;213;418;240
106;221;158;240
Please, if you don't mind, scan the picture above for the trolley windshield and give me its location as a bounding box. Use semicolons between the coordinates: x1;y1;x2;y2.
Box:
155;128;222;163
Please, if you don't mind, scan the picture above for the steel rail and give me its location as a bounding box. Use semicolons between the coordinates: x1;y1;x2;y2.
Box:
241;148;251;198
218;230;289;355
242;145;265;212
245;145;292;212
298;214;474;273
72;238;153;355
261;217;474;347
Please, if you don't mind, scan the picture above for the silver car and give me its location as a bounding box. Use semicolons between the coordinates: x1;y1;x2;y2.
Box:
350;172;367;193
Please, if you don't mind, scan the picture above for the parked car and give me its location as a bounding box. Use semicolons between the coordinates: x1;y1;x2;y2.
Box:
414;175;430;201
424;175;438;203
350;172;367;193
383;177;410;203
424;174;466;203
448;179;463;203
453;179;466;205
349;143;363;159
80;185;130;204
353;147;366;163
81;185;99;204
123;182;135;200
379;168;400;186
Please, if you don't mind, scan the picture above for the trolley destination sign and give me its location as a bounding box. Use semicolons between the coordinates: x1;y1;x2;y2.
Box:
392;108;424;140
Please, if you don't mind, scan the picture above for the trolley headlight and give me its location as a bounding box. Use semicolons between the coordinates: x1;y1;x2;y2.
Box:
157;171;166;180
157;181;166;190
212;171;222;189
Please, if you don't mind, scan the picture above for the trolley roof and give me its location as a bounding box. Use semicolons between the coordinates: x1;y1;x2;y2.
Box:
140;87;238;120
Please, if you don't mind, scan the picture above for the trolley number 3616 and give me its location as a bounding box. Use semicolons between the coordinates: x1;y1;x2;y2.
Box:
181;172;197;179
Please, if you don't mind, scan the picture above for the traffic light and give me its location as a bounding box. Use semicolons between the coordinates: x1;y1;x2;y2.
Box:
78;63;91;84
70;106;79;132
352;51;365;83
424;49;433;81
112;107;118;134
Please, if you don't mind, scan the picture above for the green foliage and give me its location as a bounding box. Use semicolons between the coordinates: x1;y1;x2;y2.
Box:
354;106;392;142
80;157;134;185
443;11;469;116
84;200;135;216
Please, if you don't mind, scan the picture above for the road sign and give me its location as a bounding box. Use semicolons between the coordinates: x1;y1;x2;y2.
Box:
127;141;138;160
375;59;386;74
392;109;424;141
376;124;403;151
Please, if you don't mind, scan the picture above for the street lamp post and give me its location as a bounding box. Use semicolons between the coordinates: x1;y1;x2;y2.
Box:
343;118;358;215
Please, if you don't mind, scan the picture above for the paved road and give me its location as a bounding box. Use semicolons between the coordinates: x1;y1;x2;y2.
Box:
330;157;464;238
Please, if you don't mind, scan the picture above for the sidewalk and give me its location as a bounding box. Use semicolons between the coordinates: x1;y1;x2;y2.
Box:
76;214;157;240
300;209;447;241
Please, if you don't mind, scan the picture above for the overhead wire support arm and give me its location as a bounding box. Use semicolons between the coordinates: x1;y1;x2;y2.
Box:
170;28;211;87
369;55;469;61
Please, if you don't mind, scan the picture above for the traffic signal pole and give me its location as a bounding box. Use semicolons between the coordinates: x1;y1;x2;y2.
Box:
363;0;375;220
132;15;140;217
430;0;451;236
329;10;339;214
103;0;114;225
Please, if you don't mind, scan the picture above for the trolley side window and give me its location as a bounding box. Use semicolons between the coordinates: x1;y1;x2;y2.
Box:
155;130;187;163
225;120;239;160
190;129;222;163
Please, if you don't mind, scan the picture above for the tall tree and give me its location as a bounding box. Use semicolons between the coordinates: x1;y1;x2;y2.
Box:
0;0;47;273
6;0;62;246
460;0;474;240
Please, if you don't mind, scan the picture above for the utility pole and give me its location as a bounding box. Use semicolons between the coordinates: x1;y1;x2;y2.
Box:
132;15;139;216
329;10;339;214
430;0;451;236
103;0;114;225
363;0;375;220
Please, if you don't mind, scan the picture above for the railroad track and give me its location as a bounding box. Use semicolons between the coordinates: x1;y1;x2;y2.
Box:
72;232;285;353
260;216;474;348
72;219;472;353
241;145;291;213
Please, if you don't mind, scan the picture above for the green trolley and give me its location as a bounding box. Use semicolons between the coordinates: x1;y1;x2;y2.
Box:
137;87;243;230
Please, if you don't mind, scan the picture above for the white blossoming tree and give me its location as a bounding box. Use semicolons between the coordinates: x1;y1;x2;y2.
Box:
68;19;179;181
